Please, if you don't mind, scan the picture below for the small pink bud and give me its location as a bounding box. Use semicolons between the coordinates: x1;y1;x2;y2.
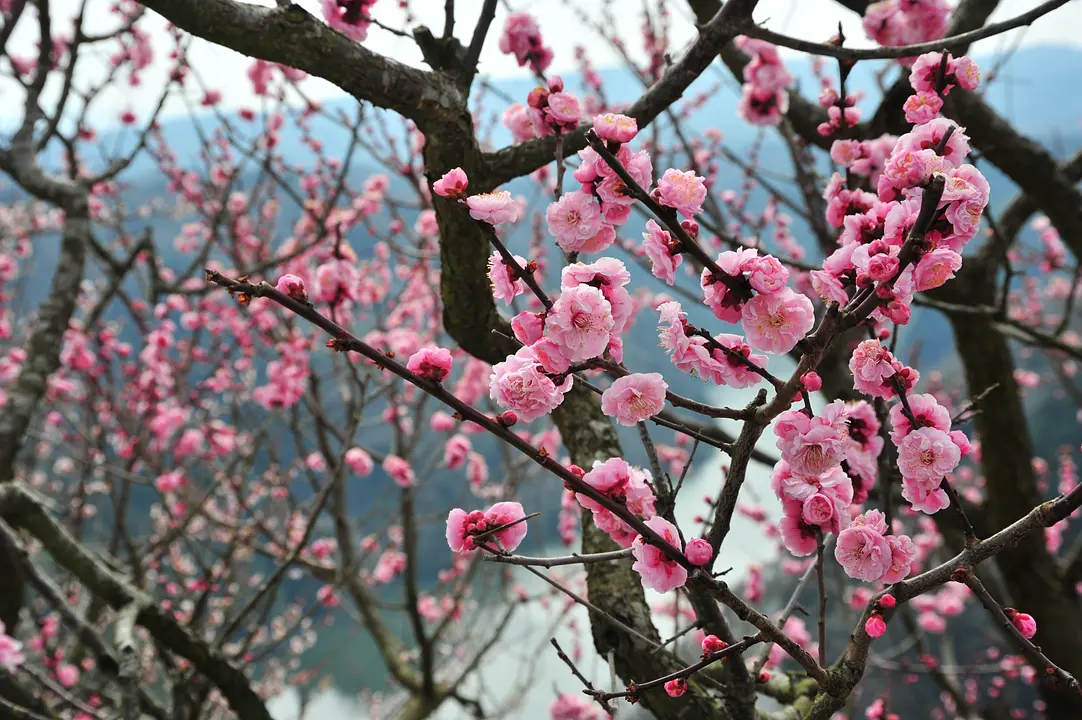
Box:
680;219;700;239
949;430;972;458
865;614;887;638
701;634;728;656
684;538;713;566
568;464;585;479
878;593;897;609
757;671;771;683
498;410;518;427
1005;609;1037;639
547;75;564;92
801;371;822;392
664;678;687;698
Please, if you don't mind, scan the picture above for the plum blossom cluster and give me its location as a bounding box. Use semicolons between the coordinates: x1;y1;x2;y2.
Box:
488;258;635;421
891;393;970;514
575;457;657;550
771;400;905;572
446;502;528;554
735;37;793;126
812;57;990;328
499;11;553;75
835;511;916;584
542;113;650;252
862;0;951;56
904;51;981;124
696;246;813;355
657;300;771;388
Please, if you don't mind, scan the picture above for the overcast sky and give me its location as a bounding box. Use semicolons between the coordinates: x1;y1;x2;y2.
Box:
3;0;1081;127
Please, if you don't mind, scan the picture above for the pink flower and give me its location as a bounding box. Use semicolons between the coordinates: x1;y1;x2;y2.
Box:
499;12;552;73
444;434;472;469
322;0;376;42
865;614;887;639
801;371;822;392
801;493;836;528
836;517;892;582
702;634;728;655
407;346;453;383
913;248;962;291
656;168;707;217
155;470;184;494
545;285;614;362
511;311;545;345
56;663;79;688
632;516;688;593
903;91;943;125
830;139;863;167
592;113;638;143
741;287;814;354
879;594;897;609
275;274;307;301
0;622;24;672
779;514;819;557
546;191;604;252
489;346;572;422
849;339;901;399
643;219;682;285
383;455;415;488
774;402;849;477
898;427;960;484
747;254;790;295
882;534;917;583
503;104;542;142
737;85;788;126
488;252;529;305
579;458;656;518
1006;609;1037;639
345;447;373;476
546;92;582;127
902;476;950;514
888;393;951;445
601;373;667;426
467;191;520;225
664;678;688;698
433;167;468;198
530;337;570;374
685;538;712;566
562;258;633;333
549;694;602;720
446;501;528;554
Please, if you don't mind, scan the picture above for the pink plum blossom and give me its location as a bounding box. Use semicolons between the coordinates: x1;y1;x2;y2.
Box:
546;191;604;252
275;274;307;301
432;167;468;198
345;447;373;476
383;455;415;488
685;538;712;566
467;191;520;225
592;113;638;143
488;252;529;304
631;516;688;593
601;373;668;426
545;285;614;362
656;168;707;217
836;514;892;582
489;346;573;423
406;346;453;383
446;502;529;554
643;219;682;285
898;427;961;484
741;287;814;354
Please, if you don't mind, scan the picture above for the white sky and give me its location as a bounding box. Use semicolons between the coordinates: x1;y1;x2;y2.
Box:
2;0;1080;125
